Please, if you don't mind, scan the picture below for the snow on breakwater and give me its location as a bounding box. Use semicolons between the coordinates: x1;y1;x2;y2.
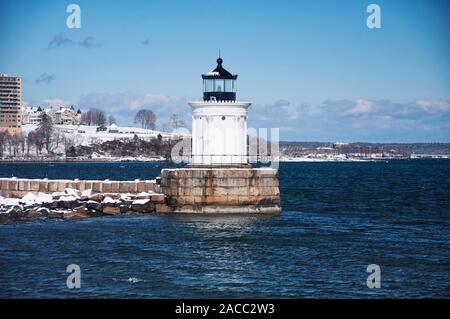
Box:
0;187;170;224
0;177;169;223
0;177;158;198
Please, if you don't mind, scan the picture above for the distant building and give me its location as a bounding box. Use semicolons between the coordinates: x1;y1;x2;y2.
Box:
108;123;119;133
0;73;22;135
22;106;43;124
22;105;81;125
333;142;384;157
54;106;80;125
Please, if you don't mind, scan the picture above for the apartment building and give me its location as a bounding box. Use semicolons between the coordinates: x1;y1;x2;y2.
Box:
0;73;22;135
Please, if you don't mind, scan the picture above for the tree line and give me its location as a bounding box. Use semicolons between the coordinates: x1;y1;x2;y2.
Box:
80;108;157;130
0;113;68;158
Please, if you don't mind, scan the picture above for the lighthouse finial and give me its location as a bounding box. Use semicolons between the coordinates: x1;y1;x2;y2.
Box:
217;49;223;65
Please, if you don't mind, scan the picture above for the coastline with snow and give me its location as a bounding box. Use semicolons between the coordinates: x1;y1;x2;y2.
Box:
0;187;171;224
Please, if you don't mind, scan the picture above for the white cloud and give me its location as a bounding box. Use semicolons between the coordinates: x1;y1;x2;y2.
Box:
77;92;189;127
416;99;450;113
250;98;450;142
40;99;73;108
347;99;375;115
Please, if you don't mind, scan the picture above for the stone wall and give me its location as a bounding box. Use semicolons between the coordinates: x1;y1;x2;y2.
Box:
0;178;158;198
160;168;281;214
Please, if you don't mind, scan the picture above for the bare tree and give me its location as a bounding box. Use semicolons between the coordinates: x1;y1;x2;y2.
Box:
28;130;44;155
97;111;106;126
25;131;33;156
108;115;117;126
6;134;21;157
81;108;106;126
0;131;9;158
63;135;75;155
53;130;63;152
37;113;54;153
18;135;25;156
134;109;156;129
170;113;186;130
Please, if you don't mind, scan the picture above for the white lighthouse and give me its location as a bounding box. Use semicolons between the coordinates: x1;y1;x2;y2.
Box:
189;57;251;166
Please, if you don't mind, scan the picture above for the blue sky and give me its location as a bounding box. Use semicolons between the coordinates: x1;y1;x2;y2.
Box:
0;0;449;142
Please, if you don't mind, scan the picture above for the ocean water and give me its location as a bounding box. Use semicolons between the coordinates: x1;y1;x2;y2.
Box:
0;160;449;298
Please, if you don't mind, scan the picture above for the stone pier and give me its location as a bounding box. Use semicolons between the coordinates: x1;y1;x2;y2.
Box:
160;168;281;214
1;168;281;216
0;178;159;198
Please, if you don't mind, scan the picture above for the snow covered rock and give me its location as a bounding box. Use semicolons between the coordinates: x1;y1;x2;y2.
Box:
130;199;154;213
80;189;92;200
102;196;120;206
20;193;38;205
65;188;80;198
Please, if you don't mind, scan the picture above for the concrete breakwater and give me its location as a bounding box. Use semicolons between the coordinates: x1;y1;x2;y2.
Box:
0;178;167;223
0;167;281;223
0;177;159;198
0;187;169;224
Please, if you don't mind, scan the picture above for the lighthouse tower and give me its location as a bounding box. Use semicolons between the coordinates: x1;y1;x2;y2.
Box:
189;57;251;166
160;57;280;214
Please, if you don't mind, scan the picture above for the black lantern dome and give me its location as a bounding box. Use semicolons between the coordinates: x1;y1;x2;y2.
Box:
202;57;238;101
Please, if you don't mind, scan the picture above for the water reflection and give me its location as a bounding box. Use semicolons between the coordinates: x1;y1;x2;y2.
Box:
170;213;277;227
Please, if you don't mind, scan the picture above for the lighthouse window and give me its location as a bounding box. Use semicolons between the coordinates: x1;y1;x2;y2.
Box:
214;79;225;92
224;80;236;92
224;80;230;92
205;80;214;92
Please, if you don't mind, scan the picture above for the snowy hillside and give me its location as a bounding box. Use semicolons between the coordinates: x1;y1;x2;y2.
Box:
22;124;189;147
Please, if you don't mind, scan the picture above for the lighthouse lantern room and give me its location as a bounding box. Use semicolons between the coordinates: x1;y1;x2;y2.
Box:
189;57;252;166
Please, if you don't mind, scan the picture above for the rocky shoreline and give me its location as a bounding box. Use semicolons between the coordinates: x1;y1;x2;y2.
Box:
0;188;171;224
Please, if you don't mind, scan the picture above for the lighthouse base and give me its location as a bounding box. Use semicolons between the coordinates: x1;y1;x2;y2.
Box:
160;168;281;214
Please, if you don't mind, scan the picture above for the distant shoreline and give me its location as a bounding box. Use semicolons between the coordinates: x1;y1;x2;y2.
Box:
1;156;449;164
0;158;168;163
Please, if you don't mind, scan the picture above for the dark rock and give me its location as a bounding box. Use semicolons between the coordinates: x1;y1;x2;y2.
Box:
73;205;87;215
8;206;23;218
63;210;88;220
89;193;104;202
48;211;64;219
36;207;50;216
119;204;129;214
102;206;121;216
155;204;173;213
25;209;43;218
86;200;102;211
86;208;102;217
130;200;154;213
57;197;78;209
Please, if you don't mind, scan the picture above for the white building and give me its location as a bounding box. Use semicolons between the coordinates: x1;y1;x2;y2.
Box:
23;105;81;125
22;106;43;124
54;106;81;125
188;57;251;165
108;123;119;133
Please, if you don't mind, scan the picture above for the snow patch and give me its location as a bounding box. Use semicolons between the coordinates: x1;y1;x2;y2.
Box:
20;193;38;205
59;195;77;202
81;189;92;197
132;199;150;205
102;196;119;204
0;196;21;206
